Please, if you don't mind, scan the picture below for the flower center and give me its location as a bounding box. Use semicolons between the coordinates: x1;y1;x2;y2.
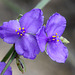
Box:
47;33;59;43
15;27;26;37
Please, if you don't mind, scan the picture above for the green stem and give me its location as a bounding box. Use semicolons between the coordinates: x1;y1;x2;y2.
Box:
1;51;17;75
35;0;51;9
1;46;14;62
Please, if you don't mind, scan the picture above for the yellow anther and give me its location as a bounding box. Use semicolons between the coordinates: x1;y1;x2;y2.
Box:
15;29;17;32
52;36;56;38
56;33;57;35
43;24;46;26
23;31;25;33
17;32;19;34
57;40;59;42
53;39;55;40
19;28;21;30
20;34;22;36
22;27;24;30
57;36;59;38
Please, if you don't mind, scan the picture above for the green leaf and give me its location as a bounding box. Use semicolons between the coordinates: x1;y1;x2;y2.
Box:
1;45;15;62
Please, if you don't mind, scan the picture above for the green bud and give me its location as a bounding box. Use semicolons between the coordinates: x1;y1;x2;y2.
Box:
60;36;70;44
16;58;26;73
17;14;23;21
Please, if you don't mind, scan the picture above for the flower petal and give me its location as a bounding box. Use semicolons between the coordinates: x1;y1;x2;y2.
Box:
0;20;20;38
0;20;20;44
46;13;66;37
15;38;24;55
19;9;44;34
46;41;68;63
36;26;47;52
15;34;40;59
3;34;19;44
2;20;20;30
0;27;4;39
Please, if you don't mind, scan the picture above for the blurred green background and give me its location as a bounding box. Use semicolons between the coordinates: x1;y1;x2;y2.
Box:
0;0;75;75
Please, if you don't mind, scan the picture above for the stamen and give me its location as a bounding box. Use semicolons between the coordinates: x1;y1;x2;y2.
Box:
57;40;59;42
23;31;25;33
52;36;56;38
16;27;26;37
20;34;22;36
22;27;24;30
19;28;21;30
53;39;55;40
43;24;46;26
57;36;59;38
15;29;17;32
17;32;19;34
56;33;57;35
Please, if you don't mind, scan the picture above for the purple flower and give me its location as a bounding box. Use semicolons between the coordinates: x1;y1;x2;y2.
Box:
0;9;44;59
0;62;12;75
36;13;68;63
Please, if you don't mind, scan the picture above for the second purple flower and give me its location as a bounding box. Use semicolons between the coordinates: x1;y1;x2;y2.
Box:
36;13;68;63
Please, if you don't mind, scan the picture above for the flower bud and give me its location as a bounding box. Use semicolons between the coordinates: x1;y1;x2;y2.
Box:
60;36;70;44
16;58;26;73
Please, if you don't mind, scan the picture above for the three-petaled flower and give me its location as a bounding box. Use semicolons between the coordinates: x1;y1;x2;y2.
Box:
36;13;68;63
0;9;44;59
